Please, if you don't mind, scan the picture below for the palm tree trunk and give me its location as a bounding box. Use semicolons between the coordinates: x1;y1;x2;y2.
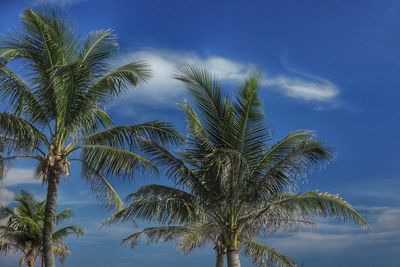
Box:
43;169;59;267
27;258;36;267
216;252;225;267
227;249;241;267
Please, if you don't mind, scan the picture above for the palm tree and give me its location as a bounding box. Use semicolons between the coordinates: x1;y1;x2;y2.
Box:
0;8;182;267
108;63;368;267
0;190;83;267
113;216;311;267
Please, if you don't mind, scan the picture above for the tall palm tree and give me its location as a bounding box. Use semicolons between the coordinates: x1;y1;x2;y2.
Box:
0;190;83;267
0;8;182;267
108;63;368;267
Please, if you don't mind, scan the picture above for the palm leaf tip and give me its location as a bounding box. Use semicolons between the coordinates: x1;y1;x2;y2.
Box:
278;192;368;229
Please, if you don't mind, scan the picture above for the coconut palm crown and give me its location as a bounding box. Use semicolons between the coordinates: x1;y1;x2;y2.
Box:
0;8;182;267
108;63;368;267
0;190;83;267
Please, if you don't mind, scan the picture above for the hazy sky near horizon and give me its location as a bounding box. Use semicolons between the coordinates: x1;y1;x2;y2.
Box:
0;0;399;266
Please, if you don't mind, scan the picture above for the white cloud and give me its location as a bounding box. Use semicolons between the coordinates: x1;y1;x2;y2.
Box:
109;50;251;109
0;188;15;206
264;75;339;102
109;49;339;117
1;168;39;187
0;168;38;206
267;207;400;253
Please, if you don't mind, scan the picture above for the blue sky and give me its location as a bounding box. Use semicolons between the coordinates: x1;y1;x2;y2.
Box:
0;0;399;266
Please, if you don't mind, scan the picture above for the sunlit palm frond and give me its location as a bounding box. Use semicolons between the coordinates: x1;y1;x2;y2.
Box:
82;145;157;179
52;242;71;264
52;226;84;241
84;121;183;148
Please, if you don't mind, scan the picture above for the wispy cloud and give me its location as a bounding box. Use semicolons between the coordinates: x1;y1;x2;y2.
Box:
57;192;97;207
109;49;251;107
0;188;15;206
109;49;340;117
272;56;340;102
0;168;39;206
1;168;39;187
264;75;339;102
268;207;400;254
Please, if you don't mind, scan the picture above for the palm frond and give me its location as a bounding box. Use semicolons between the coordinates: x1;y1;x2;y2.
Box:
81;164;124;211
174;62;234;148
86;61;151;105
274;192;368;228
55;209;74;224
0;112;49;152
259;136;335;195
52;226;84;241
251;130;321;177
81;145;157;179
79;29;117;72
122;226;187;249
108;191;200;225
242;239;297;267
17;8;78;119
127;184;196;203
52;242;71;264
0;240;24;256
177;102;214;149
178;222;219;254
0;63;48;124
233;73;269;163
84;121;183;148
0;48;24;62
139;140;194;185
0;190;83;264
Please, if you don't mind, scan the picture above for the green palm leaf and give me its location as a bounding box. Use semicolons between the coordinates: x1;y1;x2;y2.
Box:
82;145;157;178
274;192;368;227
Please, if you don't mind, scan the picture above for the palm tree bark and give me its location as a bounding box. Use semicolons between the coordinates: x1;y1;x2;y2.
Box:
227;249;241;267
216;252;225;267
28;260;35;267
43;169;59;267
